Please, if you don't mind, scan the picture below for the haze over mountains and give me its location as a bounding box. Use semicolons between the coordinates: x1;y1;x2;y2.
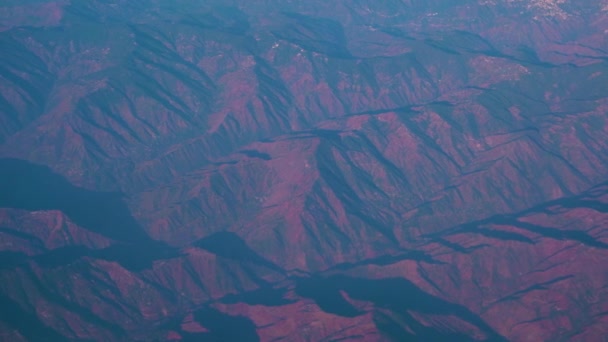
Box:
1;0;608;341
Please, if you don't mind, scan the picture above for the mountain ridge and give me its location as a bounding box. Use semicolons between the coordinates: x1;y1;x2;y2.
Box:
1;0;607;340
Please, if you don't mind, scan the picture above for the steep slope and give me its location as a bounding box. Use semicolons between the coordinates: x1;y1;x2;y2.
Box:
1;0;608;341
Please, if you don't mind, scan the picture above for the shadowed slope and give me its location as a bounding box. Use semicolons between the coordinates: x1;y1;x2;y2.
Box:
1;0;608;341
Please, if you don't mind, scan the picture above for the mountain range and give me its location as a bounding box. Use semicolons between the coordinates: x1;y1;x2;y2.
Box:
1;0;608;340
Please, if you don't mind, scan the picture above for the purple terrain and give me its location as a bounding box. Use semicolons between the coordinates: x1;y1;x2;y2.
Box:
1;0;608;341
